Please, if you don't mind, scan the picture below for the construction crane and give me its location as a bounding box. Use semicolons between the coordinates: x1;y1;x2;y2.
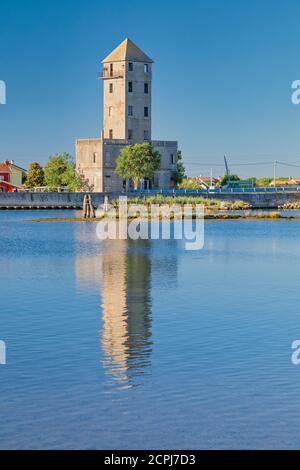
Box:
223;155;231;189
224;155;230;177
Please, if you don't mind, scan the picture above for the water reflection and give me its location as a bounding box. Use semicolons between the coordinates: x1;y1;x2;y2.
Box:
75;236;153;387
100;240;152;386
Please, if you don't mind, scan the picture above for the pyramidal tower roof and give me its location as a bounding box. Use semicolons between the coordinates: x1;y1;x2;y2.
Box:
102;38;153;64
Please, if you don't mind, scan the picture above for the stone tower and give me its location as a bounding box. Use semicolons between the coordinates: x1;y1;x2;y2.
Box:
76;39;178;192
101;38;153;143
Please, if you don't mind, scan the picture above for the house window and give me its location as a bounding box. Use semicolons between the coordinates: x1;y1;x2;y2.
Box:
109;129;113;139
144;106;149;117
128;81;133;93
144;83;149;94
128;62;133;71
170;154;174;164
109;83;113;93
144;64;149;73
108;106;113;117
93;152;97;163
109;63;113;77
105;151;111;163
144;130;149;141
128;105;133;116
128;129;133;140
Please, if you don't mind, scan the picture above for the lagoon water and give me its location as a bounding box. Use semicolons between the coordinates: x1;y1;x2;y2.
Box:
1;210;300;449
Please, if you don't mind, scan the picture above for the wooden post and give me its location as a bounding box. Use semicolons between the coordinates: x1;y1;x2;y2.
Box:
89;194;95;218
103;194;110;212
83;194;88;218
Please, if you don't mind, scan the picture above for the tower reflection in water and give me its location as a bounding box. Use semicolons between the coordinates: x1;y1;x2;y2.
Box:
75;230;178;388
100;239;152;386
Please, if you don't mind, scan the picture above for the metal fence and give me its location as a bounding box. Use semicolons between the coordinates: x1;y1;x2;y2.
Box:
132;186;300;195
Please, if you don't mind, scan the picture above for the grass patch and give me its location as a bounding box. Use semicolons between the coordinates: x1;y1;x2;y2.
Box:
111;195;251;210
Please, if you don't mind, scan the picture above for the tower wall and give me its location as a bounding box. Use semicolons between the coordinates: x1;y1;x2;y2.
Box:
102;60;152;143
76;138;103;192
103;62;126;140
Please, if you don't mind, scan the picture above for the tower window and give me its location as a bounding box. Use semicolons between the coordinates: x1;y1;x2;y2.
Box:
144;83;149;94
105;151;111;163
128;81;133;93
128;129;133;140
128;62;133;71
128;105;133;116
108;106;113;117
109;83;113;93
144;64;149;73
144;130;149;141
93;152;97;163
109;129;113;139
170;154;174;164
144;106;149;117
109;63;113;77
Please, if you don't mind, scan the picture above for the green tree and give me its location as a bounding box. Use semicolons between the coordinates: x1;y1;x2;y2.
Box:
219;174;240;187
44;153;71;189
255;177;272;187
44;153;91;191
178;178;203;190
172;150;186;186
61;163;93;192
116;143;161;190
25;162;44;189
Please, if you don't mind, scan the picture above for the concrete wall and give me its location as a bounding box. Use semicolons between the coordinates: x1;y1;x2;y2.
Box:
152;140;178;188
103;61;126;140
103;60;152;142
0;192;105;208
102;139;178;191
75;138;103;192
2;190;300;208
125;61;152;142
205;191;300;208
75;136;178;193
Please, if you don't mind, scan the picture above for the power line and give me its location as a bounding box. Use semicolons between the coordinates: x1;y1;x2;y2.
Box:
185;160;300;167
184;161;273;166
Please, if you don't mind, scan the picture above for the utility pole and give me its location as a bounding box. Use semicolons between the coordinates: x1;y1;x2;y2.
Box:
273;161;277;189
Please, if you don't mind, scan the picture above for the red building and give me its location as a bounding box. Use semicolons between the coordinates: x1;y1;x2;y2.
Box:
0;161;27;192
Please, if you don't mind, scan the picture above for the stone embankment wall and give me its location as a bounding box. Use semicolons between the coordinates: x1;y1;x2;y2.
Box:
0;192;107;208
1;190;300;209
205;191;300;208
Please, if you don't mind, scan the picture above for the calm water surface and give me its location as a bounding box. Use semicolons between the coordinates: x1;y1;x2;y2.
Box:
1;210;300;449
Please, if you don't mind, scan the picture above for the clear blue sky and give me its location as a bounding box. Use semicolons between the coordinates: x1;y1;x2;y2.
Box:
1;0;300;177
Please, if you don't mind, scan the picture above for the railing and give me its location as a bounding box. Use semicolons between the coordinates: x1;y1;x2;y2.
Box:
24;186;69;193
98;70;124;80
131;186;300;195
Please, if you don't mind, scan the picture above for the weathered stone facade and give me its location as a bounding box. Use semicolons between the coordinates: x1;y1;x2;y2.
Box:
76;38;178;192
